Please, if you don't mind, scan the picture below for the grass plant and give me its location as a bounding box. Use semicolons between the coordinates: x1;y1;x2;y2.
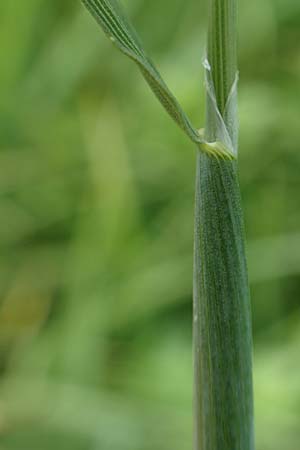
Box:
81;0;255;449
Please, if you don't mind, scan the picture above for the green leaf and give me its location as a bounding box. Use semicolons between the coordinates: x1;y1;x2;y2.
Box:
81;0;235;160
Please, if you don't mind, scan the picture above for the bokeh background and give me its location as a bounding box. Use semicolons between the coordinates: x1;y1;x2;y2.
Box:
1;0;300;449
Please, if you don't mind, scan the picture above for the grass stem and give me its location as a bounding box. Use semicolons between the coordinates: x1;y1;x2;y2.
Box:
193;1;255;449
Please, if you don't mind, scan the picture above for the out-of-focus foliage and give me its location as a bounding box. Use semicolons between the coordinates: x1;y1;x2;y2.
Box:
0;0;300;449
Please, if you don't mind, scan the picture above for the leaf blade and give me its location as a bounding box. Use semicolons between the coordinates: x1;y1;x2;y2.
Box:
81;0;235;160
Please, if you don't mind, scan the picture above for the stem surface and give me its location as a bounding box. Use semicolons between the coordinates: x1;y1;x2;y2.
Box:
193;1;254;449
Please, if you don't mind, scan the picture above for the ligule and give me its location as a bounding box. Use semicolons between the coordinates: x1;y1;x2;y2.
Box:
199;141;236;160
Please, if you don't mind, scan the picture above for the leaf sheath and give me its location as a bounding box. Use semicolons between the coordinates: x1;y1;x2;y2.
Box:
193;0;255;449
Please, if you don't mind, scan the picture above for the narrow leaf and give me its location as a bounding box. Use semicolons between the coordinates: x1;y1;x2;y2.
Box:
81;0;235;160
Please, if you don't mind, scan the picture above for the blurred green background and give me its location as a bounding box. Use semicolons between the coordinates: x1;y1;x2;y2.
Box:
1;0;300;449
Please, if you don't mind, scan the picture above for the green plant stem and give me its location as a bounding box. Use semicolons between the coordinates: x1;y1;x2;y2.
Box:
193;1;255;449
